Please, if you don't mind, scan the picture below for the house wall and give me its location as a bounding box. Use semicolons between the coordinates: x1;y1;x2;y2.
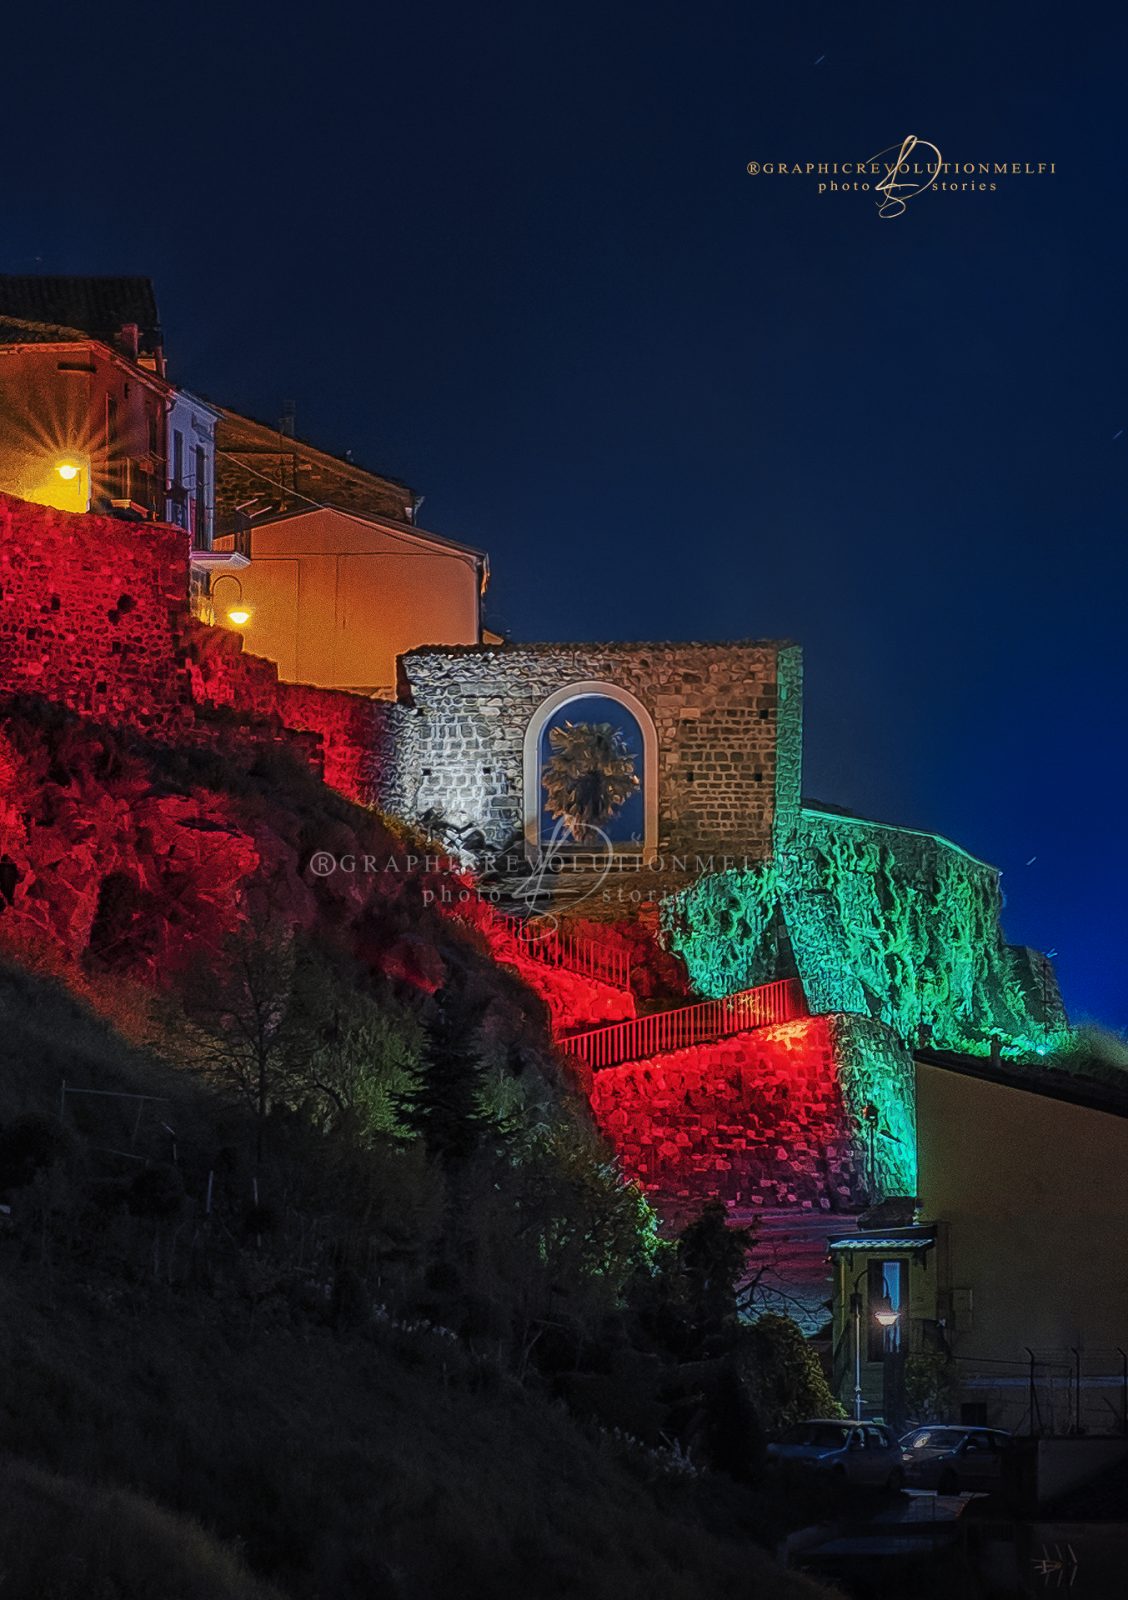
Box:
166;392;216;547
0;343;165;516
215;508;482;696
397;640;801;863
915;1061;1128;1363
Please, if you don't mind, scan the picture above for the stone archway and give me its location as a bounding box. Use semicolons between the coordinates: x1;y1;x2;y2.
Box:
523;680;658;857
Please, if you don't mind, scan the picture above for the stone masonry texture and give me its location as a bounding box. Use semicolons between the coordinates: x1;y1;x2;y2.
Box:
588;1013;917;1212
397;640;801;863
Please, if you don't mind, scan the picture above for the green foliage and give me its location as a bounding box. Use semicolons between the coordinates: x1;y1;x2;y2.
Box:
634;1202;758;1359
541;721;639;844
737;1314;844;1436
519;1120;661;1294
904;1351;960;1424
393;998;501;1164
660;863;780;998
1045;1023;1128;1086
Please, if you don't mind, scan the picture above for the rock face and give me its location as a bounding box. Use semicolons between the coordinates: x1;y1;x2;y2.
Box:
588;1014;917;1211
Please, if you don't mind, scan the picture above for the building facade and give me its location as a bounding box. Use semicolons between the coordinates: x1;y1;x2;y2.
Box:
829;1057;1128;1432
213;507;488;698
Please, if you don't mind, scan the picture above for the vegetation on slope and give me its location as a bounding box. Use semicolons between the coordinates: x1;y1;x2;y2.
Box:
0;694;838;1599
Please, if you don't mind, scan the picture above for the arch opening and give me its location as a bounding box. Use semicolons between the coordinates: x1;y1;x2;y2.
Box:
522;680;658;858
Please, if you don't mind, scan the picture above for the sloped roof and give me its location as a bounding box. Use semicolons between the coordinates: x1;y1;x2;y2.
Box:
0;314;90;345
0;276;160;351
915;1048;1128;1119
222;502;488;562
215;405;413;495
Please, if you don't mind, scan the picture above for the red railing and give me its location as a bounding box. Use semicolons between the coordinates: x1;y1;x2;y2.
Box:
562;977;807;1071
512;918;632;992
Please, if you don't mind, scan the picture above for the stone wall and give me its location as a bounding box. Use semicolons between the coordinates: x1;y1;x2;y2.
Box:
398;640;801;863
0;492;405;811
180;619;408;809
0;493;192;731
588;1013;917;1212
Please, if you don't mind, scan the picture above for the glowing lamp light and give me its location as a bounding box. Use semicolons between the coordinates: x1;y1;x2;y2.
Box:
873;1295;899;1330
56;459;82;481
226;607;252;627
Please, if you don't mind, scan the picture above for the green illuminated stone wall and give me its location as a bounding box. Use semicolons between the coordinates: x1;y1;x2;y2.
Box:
661;807;1063;1055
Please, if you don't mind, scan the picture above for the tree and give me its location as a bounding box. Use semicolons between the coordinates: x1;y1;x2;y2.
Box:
393;998;498;1165
541;721;639;844
676;1200;758;1351
170;922;297;1166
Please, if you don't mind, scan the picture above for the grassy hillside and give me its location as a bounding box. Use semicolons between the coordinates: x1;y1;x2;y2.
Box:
0;959;829;1600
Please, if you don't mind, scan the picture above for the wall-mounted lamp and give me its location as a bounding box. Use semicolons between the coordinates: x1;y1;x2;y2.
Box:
211;573;253;629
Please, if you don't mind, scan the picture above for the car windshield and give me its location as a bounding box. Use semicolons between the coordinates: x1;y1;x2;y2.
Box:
809;1425;851;1448
905;1428;965;1450
779;1423;851;1448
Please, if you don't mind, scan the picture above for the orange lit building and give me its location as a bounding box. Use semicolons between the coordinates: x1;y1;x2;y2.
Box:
0;276;219;542
212;505;488;697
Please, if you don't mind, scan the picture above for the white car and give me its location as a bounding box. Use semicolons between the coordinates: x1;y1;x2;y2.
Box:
900;1425;1012;1493
767;1420;905;1489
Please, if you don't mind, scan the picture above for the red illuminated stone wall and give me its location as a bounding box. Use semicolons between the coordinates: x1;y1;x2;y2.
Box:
0;492;401;809
0;494;191;730
588;1014;916;1212
180;619;401;807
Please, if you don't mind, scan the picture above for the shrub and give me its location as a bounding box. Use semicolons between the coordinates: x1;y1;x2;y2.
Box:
737;1314;844;1436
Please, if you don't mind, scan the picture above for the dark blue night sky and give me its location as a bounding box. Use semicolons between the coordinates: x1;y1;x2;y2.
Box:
7;2;1126;1024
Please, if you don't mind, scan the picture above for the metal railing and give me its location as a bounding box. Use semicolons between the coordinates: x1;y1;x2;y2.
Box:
563;977;807;1071
512;917;632;992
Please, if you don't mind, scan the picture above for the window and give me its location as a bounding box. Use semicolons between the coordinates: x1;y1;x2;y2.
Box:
194;443;209;546
867;1258;904;1361
960;1402;988;1427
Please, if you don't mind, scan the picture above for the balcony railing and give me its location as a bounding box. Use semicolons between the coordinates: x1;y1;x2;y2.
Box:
562;977;808;1071
512;918;632;991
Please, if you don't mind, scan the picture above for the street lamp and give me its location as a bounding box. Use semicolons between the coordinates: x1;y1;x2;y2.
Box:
874;1294;899;1330
849;1271;901;1421
210;574;252;629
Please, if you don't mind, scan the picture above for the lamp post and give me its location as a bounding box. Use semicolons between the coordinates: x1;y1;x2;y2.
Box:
849;1270;901;1421
850;1269;865;1421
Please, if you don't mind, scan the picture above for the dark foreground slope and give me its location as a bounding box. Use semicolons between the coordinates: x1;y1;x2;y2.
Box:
0;960;827;1600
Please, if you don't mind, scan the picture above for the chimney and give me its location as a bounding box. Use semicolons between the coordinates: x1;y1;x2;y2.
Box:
118;322;140;361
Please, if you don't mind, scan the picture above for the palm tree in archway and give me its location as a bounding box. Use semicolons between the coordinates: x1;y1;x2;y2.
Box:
541;721;640;844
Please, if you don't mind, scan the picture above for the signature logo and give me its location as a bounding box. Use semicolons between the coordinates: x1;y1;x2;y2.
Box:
867;134;943;218
510;817;617;920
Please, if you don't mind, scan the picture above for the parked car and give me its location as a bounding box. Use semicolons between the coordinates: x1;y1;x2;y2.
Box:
766;1420;905;1488
899;1425;1012;1492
